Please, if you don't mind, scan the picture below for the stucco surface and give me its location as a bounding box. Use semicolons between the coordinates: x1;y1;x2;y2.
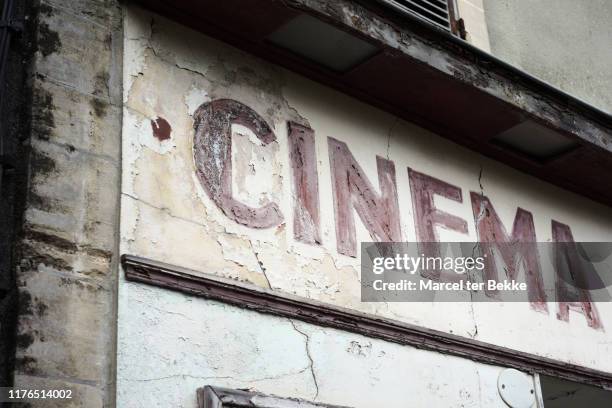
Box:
119;6;612;405
483;0;612;114
117;282;523;407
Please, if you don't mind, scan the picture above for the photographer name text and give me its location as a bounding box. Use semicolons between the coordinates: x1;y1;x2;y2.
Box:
372;279;528;292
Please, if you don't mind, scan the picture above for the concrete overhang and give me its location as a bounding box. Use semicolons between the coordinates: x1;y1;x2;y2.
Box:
133;0;612;207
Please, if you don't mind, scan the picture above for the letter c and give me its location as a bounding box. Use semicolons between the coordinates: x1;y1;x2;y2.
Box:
193;99;284;228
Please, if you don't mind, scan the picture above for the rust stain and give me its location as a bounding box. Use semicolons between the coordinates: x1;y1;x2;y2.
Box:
470;192;548;312
408;168;468;282
288;122;321;245
193;99;283;229
552;220;603;330
328;137;401;257
151;116;172;141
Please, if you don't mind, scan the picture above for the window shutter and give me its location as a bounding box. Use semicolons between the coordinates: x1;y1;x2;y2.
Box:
377;0;456;33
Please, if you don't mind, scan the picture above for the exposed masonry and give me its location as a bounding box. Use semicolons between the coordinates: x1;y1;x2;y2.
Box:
13;0;123;406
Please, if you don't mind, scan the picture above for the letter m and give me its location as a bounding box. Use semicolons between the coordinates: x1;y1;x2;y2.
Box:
471;193;547;311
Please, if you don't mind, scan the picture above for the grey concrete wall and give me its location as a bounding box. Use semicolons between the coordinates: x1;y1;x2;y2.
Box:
12;0;123;406
0;0;32;388
483;0;612;114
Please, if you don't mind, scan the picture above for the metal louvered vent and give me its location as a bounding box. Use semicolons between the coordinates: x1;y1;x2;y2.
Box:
378;0;453;32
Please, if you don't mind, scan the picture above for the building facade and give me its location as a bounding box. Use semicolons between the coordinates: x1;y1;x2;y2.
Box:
1;0;612;407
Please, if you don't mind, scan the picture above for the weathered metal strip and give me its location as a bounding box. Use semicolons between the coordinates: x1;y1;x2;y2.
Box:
197;386;350;408
121;254;612;389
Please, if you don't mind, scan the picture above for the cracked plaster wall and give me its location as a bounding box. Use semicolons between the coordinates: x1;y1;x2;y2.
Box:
118;280;521;408
118;5;612;405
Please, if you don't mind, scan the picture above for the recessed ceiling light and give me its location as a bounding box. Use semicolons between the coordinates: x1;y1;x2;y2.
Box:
491;120;580;162
267;14;379;72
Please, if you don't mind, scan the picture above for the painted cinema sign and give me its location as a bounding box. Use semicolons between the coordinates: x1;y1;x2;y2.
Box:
192;99;603;330
118;13;612;406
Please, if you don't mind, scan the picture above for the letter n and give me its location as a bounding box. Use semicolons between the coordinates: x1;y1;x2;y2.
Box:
328;137;401;257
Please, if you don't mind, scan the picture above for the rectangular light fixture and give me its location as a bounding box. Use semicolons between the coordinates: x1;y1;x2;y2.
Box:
267;14;379;72
491;120;580;162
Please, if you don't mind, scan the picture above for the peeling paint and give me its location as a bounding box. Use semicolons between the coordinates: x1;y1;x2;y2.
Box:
118;9;612;404
185;86;211;116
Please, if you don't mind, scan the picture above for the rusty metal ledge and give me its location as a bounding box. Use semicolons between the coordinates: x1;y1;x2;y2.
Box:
122;254;612;390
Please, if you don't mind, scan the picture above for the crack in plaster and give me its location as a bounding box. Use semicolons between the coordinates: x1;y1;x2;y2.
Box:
474;363;483;406
127;374;234;383
130;298;195;319
128;368;314;384
467;165;486;339
138;21;210;86
471;165;486;260
473;166;486;237
246;367;313;384
289;320;320;400
385;117;401;161
127;17;209;104
122;193;206;229
250;240;272;289
173;60;208;80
